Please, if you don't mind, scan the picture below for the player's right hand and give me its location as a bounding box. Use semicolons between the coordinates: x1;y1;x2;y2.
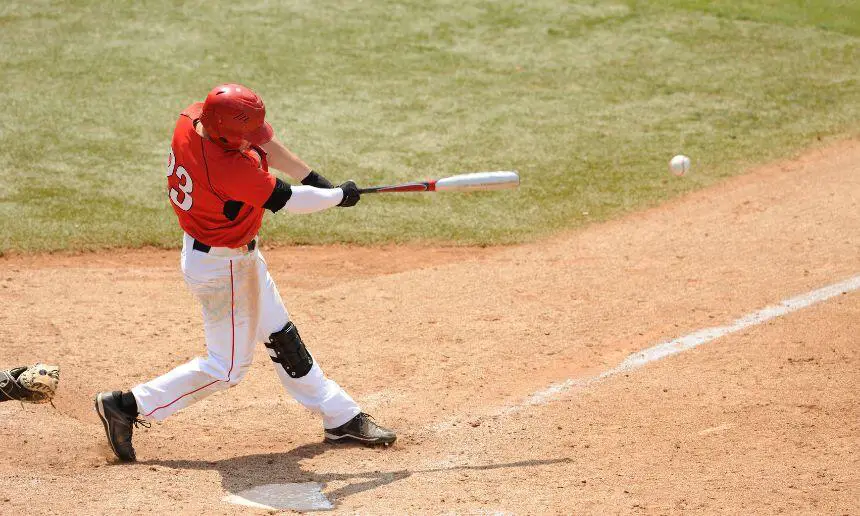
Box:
337;181;360;207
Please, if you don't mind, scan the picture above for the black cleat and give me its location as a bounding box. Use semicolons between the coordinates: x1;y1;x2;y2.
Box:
324;413;396;446
94;391;147;462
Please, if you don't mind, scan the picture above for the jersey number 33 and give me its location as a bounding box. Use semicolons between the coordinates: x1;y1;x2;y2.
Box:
166;149;193;211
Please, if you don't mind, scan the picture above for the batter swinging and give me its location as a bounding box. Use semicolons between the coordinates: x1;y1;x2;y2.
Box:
95;84;395;462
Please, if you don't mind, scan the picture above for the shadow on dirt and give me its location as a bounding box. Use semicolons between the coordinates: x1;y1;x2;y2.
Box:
144;443;572;506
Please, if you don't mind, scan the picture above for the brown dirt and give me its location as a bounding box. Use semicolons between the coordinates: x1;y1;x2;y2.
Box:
1;139;858;514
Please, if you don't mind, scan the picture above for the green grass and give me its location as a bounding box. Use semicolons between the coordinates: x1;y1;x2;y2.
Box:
1;0;858;252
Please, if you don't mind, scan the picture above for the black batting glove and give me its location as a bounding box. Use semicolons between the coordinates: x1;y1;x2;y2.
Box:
337;180;360;207
301;170;334;189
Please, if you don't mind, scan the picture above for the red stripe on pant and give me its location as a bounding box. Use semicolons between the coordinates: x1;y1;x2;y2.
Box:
144;260;236;418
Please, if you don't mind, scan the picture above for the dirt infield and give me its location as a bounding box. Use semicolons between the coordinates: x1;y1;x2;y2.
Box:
1;140;858;514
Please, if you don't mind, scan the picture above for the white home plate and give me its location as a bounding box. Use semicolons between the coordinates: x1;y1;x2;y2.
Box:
223;483;333;511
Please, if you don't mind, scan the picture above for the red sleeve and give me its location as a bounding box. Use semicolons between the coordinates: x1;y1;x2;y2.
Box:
214;152;276;208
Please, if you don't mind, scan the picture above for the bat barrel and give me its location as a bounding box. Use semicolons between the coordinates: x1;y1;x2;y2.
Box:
434;171;519;192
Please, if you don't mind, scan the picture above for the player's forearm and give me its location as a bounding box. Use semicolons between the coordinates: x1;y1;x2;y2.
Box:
283;186;344;214
260;137;312;182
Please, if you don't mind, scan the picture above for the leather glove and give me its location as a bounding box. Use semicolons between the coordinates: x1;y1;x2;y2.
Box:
0;364;60;404
337;181;360;207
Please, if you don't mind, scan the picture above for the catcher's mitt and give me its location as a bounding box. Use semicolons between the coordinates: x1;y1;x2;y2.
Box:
0;364;60;404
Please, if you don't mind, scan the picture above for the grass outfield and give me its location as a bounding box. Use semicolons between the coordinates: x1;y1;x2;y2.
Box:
1;1;858;252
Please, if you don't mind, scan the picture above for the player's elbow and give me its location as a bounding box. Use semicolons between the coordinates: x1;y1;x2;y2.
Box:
263;178;292;213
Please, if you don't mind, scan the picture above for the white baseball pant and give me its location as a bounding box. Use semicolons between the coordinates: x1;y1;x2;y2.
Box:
131;233;361;429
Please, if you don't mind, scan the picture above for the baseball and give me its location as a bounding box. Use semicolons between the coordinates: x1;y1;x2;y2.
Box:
669;155;691;176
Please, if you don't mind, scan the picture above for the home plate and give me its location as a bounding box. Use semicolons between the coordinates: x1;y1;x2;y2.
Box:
223;483;334;511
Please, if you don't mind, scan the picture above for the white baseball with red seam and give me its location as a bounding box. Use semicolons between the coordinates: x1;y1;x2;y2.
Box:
669;155;691;176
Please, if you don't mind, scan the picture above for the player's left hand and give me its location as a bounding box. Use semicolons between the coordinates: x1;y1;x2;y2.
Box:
0;364;60;404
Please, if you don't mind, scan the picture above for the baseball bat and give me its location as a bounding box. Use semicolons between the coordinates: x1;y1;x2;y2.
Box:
358;171;519;194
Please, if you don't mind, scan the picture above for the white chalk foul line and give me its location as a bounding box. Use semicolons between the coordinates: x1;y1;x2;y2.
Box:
505;274;860;413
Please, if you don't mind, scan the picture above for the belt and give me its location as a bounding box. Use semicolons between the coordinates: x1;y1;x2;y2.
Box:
192;238;256;254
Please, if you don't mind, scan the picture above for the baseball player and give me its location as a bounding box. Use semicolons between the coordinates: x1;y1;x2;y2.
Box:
94;84;395;462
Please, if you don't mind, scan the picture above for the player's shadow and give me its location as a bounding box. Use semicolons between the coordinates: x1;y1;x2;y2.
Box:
144;443;572;507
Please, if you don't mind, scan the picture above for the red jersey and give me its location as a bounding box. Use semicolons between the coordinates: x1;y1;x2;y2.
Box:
166;103;276;248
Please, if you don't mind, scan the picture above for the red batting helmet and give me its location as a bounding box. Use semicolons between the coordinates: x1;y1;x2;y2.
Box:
199;84;274;149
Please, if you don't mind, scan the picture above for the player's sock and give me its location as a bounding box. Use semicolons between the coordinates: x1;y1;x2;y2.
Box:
120;390;139;417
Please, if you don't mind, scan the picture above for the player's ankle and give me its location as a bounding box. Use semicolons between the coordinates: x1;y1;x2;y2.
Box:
120;391;139;417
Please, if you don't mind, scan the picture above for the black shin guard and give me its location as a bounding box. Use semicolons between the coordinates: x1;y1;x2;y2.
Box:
265;322;314;378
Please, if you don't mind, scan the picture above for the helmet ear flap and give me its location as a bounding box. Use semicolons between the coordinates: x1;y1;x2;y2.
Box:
201;112;232;147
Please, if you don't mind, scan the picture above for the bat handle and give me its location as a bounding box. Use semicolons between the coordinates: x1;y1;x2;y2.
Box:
357;182;434;194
